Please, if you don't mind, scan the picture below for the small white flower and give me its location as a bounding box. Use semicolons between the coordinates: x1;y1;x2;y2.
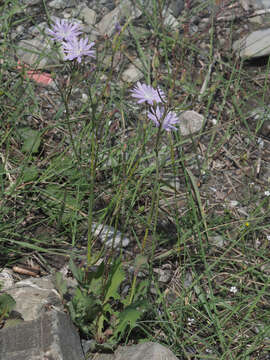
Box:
264;191;270;197
187;318;195;326
267;235;270;241
257;137;264;149
81;93;88;103
230;286;237;294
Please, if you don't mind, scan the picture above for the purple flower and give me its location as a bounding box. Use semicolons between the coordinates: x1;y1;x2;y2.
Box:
63;37;95;63
130;82;165;106
147;106;179;132
115;22;122;33
47;19;82;42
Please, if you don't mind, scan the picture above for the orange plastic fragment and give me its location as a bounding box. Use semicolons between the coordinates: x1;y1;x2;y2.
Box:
17;60;53;86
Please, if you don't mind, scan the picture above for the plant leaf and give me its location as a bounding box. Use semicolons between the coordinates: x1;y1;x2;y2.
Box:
18;127;41;154
69;258;84;285
0;293;16;319
54;272;67;299
114;299;148;339
104;258;125;303
22;165;39;182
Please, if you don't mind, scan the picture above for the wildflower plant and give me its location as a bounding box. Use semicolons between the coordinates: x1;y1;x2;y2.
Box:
47;15;182;347
47;18;98;266
128;81;181;303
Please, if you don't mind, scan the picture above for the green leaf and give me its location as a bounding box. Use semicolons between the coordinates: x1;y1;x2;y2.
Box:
69;258;85;285
0;293;16;319
22;165;39;182
104;258;125;303
54;272;67;299
114;299;148;338
68;287;102;336
134;254;149;271
84;261;105;294
122;279;149;307
18;128;41;154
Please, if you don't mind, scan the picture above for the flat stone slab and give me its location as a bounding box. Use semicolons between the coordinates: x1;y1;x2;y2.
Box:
5;276;63;321
233;28;270;58
0;310;84;360
88;342;178;360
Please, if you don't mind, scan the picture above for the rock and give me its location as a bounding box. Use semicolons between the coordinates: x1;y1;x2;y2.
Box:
91;223;130;248
97;0;142;37
163;11;179;30
209;235;225;248
121;59;144;82
90;342;178;360
22;0;40;5
0;269;14;290
261;262;270;275
247;106;270;137
240;0;270;23
154;268;172;283
240;0;270;11
79;5;97;26
48;0;76;10
233;28;270;58
5;276;62;321
0;310;85;360
184;271;193;288
28;21;47;36
178;110;204;136
16;36;61;68
115;342;178;360
169;0;185;18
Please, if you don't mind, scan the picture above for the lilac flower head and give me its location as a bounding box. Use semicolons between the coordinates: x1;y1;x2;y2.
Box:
115;22;122;33
47;19;82;42
63;37;95;63
147;106;179;132
131;82;165;106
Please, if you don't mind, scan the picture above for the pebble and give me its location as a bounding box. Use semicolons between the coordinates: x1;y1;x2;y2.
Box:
91;223;130;248
178;110;204;136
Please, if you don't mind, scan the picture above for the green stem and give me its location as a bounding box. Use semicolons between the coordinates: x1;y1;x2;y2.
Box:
87;132;97;266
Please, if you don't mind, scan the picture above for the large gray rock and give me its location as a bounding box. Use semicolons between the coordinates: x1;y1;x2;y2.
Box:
240;0;270;11
233;28;270;58
89;342;178;360
0;310;85;360
5;276;62;321
114;342;177;360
